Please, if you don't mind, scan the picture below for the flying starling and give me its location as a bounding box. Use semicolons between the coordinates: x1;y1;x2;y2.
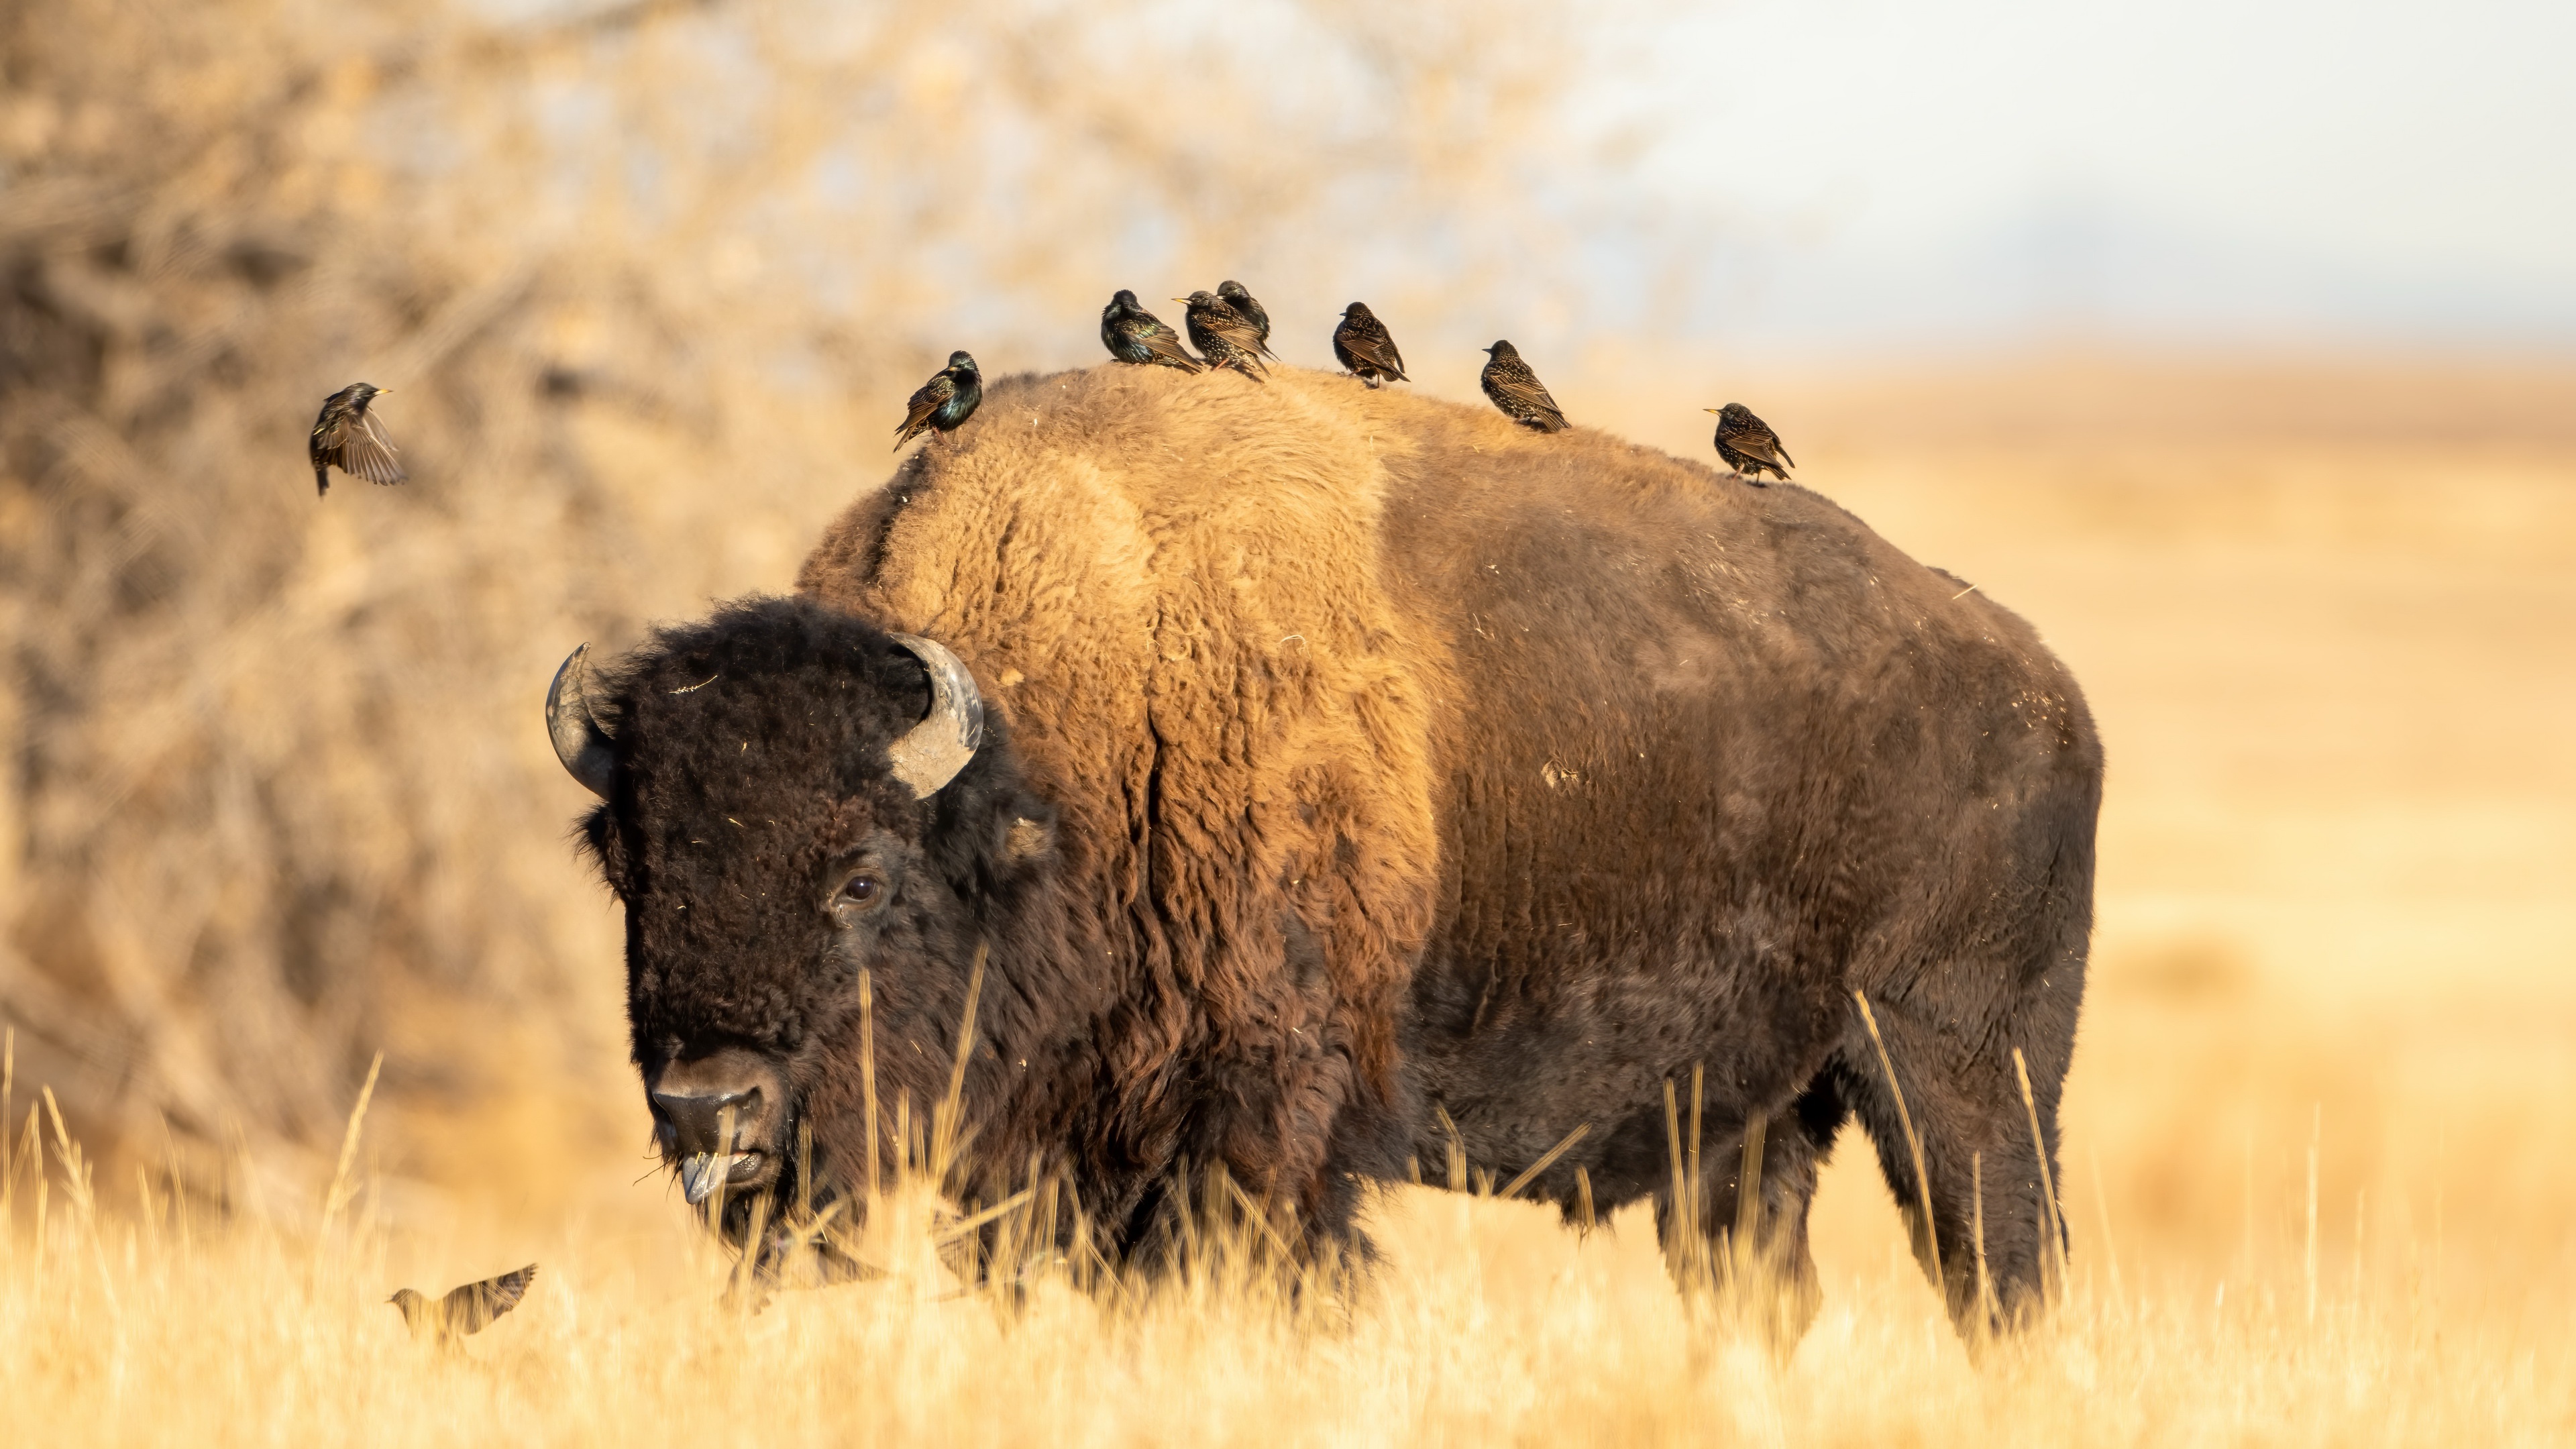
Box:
1100;290;1203;373
1217;280;1278;360
1479;341;1566;433
893;351;983;451
1177;291;1267;382
1706;403;1794;484
1332;303;1407;388
307;382;407;496
388;1263;537;1346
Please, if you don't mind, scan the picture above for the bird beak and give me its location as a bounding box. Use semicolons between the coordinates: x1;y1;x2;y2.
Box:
1703;408;1721;413
1171;297;1187;303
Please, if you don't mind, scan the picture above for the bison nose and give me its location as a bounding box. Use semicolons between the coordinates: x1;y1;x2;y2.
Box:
651;1087;764;1158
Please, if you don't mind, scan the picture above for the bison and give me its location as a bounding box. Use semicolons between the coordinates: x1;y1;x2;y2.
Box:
546;362;2100;1340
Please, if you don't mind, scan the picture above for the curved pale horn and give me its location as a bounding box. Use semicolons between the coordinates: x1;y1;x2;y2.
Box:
885;633;984;798
545;643;617;799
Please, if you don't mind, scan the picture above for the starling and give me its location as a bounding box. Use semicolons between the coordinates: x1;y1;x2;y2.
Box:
1100;290;1203;372
893;351;983;451
307;382;407;496
1706;403;1794;484
388;1263;537;1346
1479;341;1566;433
1216;280;1278;360
1332;302;1407;388
1176;291;1267;382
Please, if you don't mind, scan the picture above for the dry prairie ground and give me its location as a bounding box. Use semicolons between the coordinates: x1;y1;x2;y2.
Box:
6;355;2575;1445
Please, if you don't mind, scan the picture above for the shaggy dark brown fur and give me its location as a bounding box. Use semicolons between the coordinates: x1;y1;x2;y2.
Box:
572;362;2100;1340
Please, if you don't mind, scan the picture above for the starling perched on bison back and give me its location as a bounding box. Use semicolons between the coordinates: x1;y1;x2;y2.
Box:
1177;291;1268;382
1707;402;1794;484
307;382;407;496
1100;290;1203;373
1332;303;1407;387
893;351;983;451
1216;280;1277;360
1479;341;1566;433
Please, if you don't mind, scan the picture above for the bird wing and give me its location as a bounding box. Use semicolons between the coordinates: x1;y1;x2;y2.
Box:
1195;307;1267;358
442;1263;538;1335
1132;319;1203;370
1340;321;1405;378
341;411;408;486
895;374;953;443
1731;423;1789;468
1491;370;1564;426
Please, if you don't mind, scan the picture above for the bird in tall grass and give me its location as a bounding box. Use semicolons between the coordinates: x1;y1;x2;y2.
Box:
1217;280;1277;360
893;351;983;451
307;382;406;496
1332;303;1407;388
1100;290;1203;372
1177;291;1267;381
388;1263;537;1346
1479;341;1566;433
1706;403;1794;484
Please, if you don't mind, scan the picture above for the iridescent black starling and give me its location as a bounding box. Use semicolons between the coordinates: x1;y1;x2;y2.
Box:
1332;302;1407;388
388;1263;537;1346
1217;280;1277;360
1479;341;1566;433
1101;290;1203;372
893;351;983;451
307;382;407;496
1177;291;1267;382
1706;403;1794;484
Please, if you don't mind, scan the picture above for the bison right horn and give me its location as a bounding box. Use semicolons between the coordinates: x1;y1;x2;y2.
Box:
885;633;984;798
545;643;617;800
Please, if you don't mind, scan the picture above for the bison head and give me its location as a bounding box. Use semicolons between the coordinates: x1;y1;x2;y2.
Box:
547;597;1065;1246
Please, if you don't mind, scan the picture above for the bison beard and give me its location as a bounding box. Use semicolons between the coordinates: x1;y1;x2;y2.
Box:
555;363;2100;1343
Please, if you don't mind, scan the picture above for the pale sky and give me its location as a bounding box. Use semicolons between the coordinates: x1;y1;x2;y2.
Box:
1625;0;2576;350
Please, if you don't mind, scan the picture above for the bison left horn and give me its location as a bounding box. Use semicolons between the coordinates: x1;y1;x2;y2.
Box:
885;633;984;798
545;643;618;799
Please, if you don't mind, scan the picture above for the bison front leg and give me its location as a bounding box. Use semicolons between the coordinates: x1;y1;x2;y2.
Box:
1652;1086;1836;1354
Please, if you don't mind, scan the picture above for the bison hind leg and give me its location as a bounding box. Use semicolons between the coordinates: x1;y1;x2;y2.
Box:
1652;1078;1844;1356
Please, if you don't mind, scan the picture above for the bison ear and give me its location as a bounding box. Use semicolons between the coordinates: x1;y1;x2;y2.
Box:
579;802;632;901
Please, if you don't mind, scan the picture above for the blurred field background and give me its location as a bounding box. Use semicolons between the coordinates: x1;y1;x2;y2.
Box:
3;0;2572;1443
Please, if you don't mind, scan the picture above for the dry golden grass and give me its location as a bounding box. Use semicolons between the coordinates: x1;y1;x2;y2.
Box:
7;0;2576;1440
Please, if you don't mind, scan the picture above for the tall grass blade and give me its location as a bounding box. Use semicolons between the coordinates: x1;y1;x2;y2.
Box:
1854;991;1942;1289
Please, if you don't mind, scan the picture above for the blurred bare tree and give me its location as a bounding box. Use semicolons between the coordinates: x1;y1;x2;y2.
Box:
0;0;1673;1199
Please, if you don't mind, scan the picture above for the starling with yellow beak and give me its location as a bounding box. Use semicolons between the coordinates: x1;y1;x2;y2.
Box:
1177;291;1267;381
308;382;406;496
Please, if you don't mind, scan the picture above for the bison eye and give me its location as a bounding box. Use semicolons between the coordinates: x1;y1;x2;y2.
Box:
829;871;887;926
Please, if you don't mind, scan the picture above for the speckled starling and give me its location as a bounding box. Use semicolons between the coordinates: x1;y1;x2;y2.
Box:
1479;341;1566;433
1217;280;1277;360
893;351;983;451
307;382;407;496
1332;303;1407;388
1177;291;1267;382
388;1263;537;1346
1101;290;1203;372
1706;403;1794;484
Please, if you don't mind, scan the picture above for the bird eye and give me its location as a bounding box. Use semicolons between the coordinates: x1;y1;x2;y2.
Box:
829;871;885;924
